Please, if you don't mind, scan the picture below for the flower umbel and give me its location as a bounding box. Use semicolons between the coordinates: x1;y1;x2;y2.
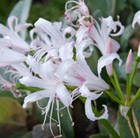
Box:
1;1;140;138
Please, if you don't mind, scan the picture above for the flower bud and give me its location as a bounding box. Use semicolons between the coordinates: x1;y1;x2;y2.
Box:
137;44;140;57
125;49;133;74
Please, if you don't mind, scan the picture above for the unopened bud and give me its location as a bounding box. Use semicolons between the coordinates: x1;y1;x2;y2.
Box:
125;49;133;74
137;44;140;57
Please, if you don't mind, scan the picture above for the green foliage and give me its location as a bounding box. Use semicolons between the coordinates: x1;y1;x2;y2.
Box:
120;25;134;52
29;0;67;23
9;0;32;23
86;0;115;18
117;111;133;138
0;0;17;24
89;134;109;138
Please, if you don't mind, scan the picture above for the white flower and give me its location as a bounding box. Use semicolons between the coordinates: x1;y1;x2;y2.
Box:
30;18;74;61
132;10;140;28
56;38;109;121
19;56;73;136
89;16;123;76
65;0;93;27
89;16;124;55
0;16;31;52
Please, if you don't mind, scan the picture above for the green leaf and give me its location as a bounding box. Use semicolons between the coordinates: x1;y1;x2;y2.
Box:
89;134;109;138
9;130;29;138
133;69;140;87
9;0;32;23
87;0;115;17
117;111;133;138
129;0;140;9
115;0;127;13
120;25;134;52
8;0;32;39
133;99;140;129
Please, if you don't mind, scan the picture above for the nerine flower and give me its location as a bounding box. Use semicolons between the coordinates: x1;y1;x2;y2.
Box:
89;16;123;75
19;56;73;137
30;18;75;62
56;33;109;121
0;16;31;68
65;0;94;27
0;16;31;52
0;0;127;136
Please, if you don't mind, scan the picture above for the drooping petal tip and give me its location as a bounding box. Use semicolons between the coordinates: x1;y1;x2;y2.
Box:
132;10;140;28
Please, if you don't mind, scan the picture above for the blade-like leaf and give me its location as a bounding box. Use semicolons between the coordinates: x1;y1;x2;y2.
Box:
9;0;32;23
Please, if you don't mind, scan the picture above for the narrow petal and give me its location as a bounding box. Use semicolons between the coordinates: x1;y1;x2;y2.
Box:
19;75;54;89
15;23;32;32
7;16;18;31
97;53;122;77
23;90;51;108
0;46;26;65
56;84;71;107
79;84;103;100
34;18;63;42
85;98;108;121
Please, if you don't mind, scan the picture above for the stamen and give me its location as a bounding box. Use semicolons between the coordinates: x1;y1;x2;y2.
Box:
36;101;46;110
56;99;61;135
67;107;74;126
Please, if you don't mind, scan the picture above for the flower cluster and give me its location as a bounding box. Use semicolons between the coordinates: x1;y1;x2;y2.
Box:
0;0;140;137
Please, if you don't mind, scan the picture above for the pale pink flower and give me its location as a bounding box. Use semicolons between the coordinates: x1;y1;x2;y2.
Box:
0;16;31;52
56;40;109;121
19;56;73;137
132;10;140;28
30;18;74;61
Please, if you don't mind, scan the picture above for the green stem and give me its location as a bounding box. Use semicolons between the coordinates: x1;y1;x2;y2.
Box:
99;119;120;138
110;70;124;104
127;109;139;138
126;59;139;102
128;88;140;106
105;90;123;105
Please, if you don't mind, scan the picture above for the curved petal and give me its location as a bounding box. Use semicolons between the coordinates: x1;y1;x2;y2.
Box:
97;53;122;77
102;16;124;37
7;16;18;31
132;10;140;28
34;18;63;42
85;98;108;121
76;41;97;80
79;84;103;100
23;90;51;108
15;23;32;33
